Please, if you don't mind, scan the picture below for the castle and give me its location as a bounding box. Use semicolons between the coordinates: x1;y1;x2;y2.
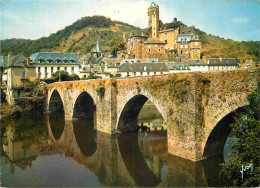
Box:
125;2;201;60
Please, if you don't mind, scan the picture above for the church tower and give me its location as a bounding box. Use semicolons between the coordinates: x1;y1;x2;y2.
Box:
148;2;159;38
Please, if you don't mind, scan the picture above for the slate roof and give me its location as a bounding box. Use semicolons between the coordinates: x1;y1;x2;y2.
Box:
80;64;104;74
30;52;79;64
107;58;122;68
168;62;190;70
144;37;165;44
176;34;199;43
95;39;102;53
122;59;140;64
208;58;239;66
187;59;207;66
0;56;8;68
118;62;169;72
8;54;29;67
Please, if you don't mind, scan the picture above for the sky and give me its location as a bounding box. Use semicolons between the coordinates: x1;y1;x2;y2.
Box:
1;0;260;41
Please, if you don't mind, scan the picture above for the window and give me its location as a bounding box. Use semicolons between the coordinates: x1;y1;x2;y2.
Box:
134;72;136;76
148;49;151;52
51;67;54;73
38;67;40;73
165;33;167;37
70;60;75;64
181;50;183;54
18;90;20;97
161;45;163;48
154;72;156;75
47;60;52;63
165;40;167;44
180;45;183;48
185;44;188;48
195;42;198;46
65;67;67;71
140;72;143;76
45;67;47;72
155;44;157;48
71;67;74;73
149;44;151;48
127;72;129;76
159;49;161;52
147;72;150;76
57;67;60;71
21;71;25;79
185;51;189;54
84;75;86;78
161;72;163;75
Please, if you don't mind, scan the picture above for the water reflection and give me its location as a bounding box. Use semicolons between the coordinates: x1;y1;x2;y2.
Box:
48;113;65;140
1;103;236;187
73;119;97;157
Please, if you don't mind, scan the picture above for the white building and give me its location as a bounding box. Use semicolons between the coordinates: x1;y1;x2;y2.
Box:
30;52;80;79
118;62;169;77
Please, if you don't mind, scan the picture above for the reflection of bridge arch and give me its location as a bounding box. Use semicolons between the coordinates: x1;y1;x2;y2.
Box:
203;104;247;159
72;119;97;157
116;132;164;187
116;92;168;132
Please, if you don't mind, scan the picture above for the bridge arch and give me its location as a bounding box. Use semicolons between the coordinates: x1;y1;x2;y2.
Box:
116;91;166;133
202;99;248;159
73;91;97;121
48;89;64;113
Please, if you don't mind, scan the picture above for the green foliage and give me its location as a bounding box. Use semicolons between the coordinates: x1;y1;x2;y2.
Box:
87;73;101;80
220;89;260;187
115;73;122;78
23;80;45;97
110;37;126;57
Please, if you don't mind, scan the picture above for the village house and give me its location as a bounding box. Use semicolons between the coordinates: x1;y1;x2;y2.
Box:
5;54;37;104
187;58;240;72
30;52;80;79
117;62;169;77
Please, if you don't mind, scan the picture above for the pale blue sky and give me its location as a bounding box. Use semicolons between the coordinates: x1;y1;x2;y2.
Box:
1;0;260;41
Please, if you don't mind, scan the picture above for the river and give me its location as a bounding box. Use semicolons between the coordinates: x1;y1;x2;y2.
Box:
0;103;235;187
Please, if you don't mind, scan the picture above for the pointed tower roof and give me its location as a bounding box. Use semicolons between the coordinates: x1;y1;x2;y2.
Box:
96;39;102;53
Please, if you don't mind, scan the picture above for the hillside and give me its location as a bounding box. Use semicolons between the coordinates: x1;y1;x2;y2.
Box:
0;16;137;57
1;16;259;61
198;30;260;61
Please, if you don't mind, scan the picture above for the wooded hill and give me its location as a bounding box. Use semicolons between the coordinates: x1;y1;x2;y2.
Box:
1;16;259;61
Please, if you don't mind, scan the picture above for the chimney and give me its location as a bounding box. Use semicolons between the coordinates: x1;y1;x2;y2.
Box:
27;57;30;66
7;53;12;67
165;60;169;66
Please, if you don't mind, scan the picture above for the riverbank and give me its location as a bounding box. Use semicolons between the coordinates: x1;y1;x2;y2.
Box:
0;97;45;120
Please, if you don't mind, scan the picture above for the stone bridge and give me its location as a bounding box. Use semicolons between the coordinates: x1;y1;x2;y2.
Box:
46;68;259;161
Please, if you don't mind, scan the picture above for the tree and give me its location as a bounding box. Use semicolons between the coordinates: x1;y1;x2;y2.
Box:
110;37;126;57
115;73;121;78
220;89;260;187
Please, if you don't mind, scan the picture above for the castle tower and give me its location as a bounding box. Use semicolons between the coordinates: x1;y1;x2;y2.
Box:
148;2;159;38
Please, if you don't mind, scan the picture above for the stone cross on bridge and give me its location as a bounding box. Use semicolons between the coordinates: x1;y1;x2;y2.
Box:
46;68;259;161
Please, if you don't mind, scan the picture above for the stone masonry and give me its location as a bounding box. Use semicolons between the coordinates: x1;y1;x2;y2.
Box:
46;68;259;161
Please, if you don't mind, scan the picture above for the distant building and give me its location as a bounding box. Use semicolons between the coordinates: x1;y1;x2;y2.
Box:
187;58;239;72
0;56;8;87
168;62;190;73
118;62;169;77
5;54;37;104
125;2;201;60
30;52;80;79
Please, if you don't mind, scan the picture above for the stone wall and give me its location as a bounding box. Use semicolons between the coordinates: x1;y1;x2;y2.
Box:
46;68;259;161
